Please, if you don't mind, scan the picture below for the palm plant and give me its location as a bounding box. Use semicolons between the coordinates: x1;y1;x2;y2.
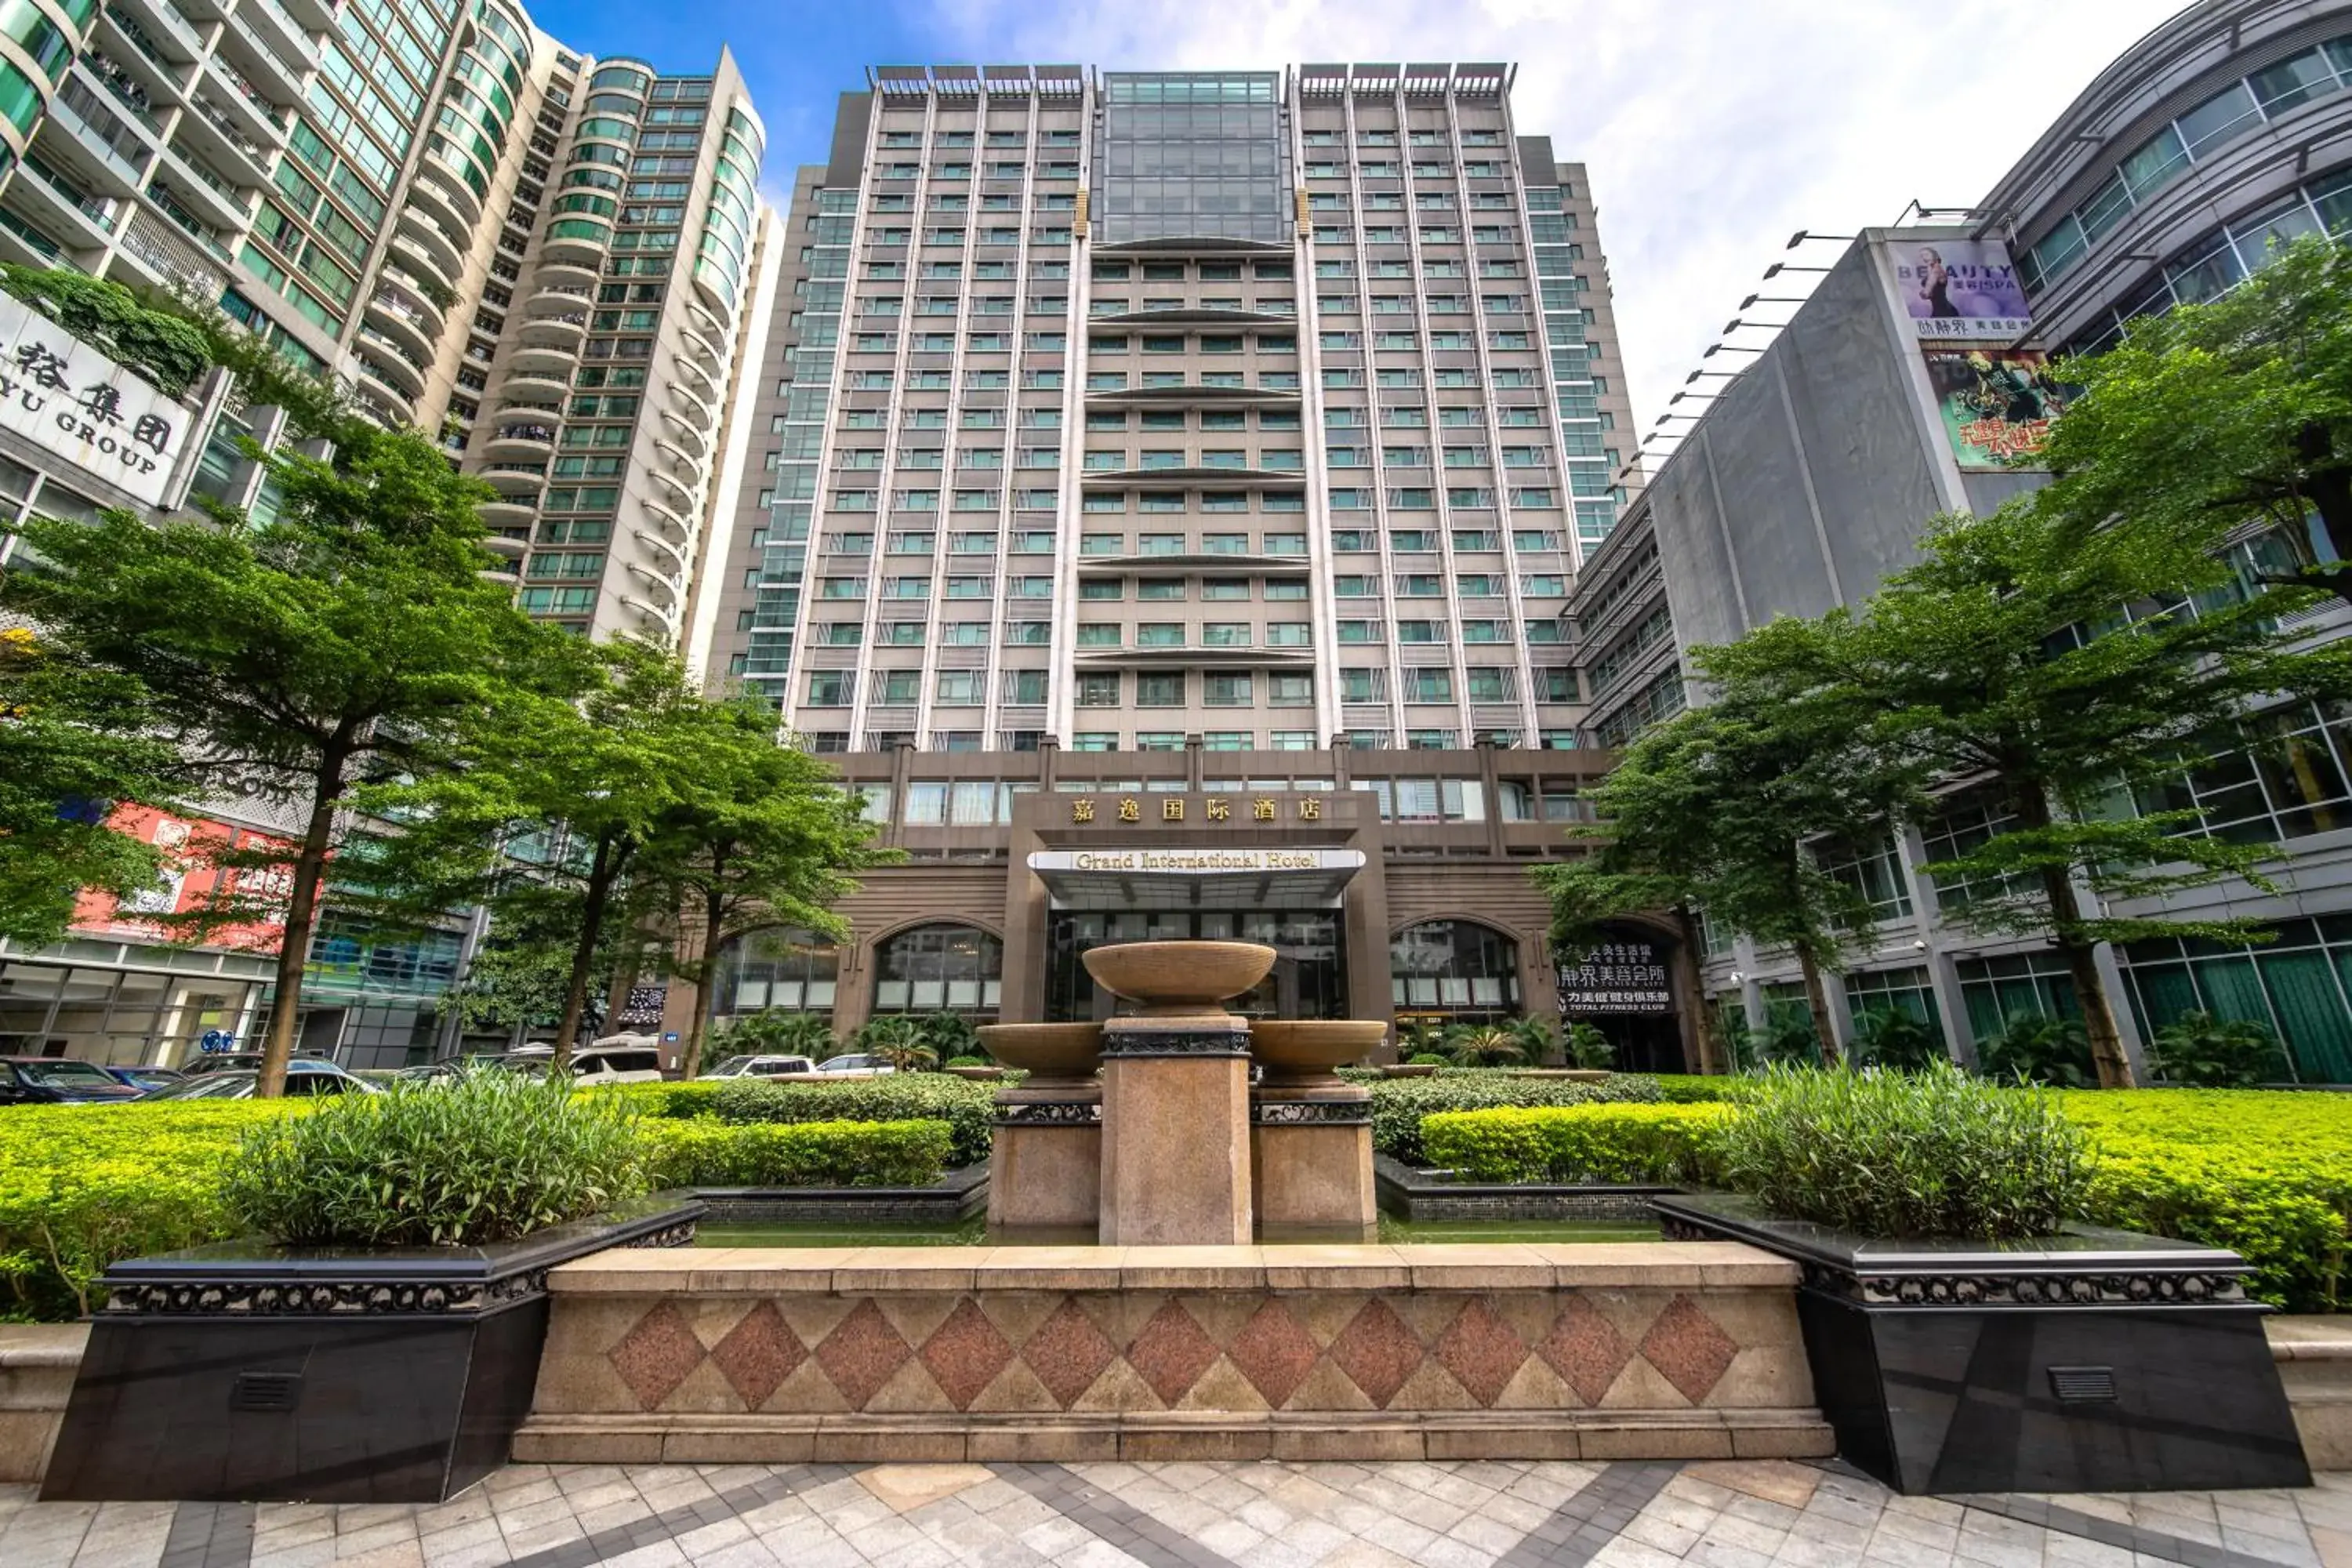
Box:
1563;1022;1616;1071
853;1014;938;1073
713;1008;834;1059
1849;1007;1944;1072
2146;1011;2285;1087
917;1010;981;1062
1977;1014;2096;1087
1446;1024;1526;1068
1504;1014;1558;1064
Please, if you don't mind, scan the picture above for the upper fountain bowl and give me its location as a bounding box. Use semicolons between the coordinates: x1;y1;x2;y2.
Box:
1083;941;1276;1018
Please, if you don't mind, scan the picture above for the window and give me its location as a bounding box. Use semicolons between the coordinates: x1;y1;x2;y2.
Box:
1391;920;1519;1018
872;924;1002;1018
1204;673;1254;706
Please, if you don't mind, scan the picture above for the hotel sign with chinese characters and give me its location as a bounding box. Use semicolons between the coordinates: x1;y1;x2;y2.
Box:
1066;793;1325;825
0;292;190;507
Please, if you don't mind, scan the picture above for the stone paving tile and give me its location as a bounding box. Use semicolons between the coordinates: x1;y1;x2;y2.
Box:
1;1459;2350;1567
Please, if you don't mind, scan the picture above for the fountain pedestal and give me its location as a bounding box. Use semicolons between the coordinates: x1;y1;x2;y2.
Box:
977;1025;1104;1232
1084;942;1272;1247
1249;1022;1384;1239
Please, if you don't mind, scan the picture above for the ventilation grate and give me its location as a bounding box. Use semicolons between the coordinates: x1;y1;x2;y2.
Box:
230;1370;303;1413
2046;1365;2117;1403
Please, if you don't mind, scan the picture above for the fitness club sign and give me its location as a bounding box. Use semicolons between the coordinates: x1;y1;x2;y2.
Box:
0;292;187;507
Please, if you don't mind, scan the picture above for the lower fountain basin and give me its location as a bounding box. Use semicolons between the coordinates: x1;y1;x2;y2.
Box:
1250;1020;1388;1083
975;1023;1102;1084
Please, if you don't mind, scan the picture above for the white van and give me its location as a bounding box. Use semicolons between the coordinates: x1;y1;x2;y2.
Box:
567;1038;666;1084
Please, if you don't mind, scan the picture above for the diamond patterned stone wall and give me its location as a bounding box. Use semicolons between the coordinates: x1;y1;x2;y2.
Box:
572;1285;1798;1417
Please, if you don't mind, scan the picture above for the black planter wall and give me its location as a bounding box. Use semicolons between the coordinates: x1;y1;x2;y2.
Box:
41;1196;702;1505
1655;1195;2311;1495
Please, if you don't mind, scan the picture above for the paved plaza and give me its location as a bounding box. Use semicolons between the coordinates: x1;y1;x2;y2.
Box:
1;1456;2344;1568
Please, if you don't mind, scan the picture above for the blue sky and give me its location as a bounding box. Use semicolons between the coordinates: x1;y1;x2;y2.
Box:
526;0;2182;441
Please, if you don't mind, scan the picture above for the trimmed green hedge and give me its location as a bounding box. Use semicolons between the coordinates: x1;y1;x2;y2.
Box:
637;1117;952;1188
1421;1103;1729;1185
706;1076;997;1167
1370;1070;1664;1165
1653;1075;1739;1103
0;1102;290;1320
2060;1090;2350;1314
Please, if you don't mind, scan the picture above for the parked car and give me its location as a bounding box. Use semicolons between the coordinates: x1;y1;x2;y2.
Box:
565;1044;665;1084
812;1052;896;1079
0;1058;148;1104
139;1061;378;1098
181;1051;336;1076
100;1065;187;1093
703;1054;817;1080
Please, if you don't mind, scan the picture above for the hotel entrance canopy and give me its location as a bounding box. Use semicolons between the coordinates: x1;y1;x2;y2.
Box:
1028;848;1367;911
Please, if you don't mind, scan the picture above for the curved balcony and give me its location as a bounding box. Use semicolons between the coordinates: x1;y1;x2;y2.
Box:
534;256;599;291
669;376;715;425
648;465;698;510
686;298;727;341
518;310;586;350
420;153;483;230
641;495;692;540
676;321;722;367
481;462;549;495
352;336;427;398
388;231;459;298
626;559;683;604
622;594;681;637
633;526;690;575
499;367;570;401
395;207;466;281
507;339;580;378
350;361;416;422
540;218;612;268
657;406;707;456
673;350;718;401
364;289;440;364
526;283;593;317
480;532;530;561
479;496;539;528
485;422;557;461
654;436;704;484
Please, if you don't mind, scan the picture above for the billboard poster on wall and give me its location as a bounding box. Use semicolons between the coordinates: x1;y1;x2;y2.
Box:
69;805;295;953
1556;939;1672;1015
1892;239;2033;340
1923;348;2071;469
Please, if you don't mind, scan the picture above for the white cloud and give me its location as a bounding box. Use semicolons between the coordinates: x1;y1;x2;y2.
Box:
919;0;2180;447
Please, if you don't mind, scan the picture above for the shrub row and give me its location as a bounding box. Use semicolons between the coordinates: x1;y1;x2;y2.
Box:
1421;1103;1729;1185
637;1118;953;1189
1416;1082;2351;1312
702;1076;997;1167
1369;1070;1663;1165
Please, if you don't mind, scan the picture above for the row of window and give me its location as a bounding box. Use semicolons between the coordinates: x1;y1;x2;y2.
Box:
1310;224;1527;247
1077;577;1308;601
870;161;1082;182
1086;332;1297;354
876;128;1083;150
2024;35;2352;292
1300;159;1515;182
859;224;1076;246
808;669;1323;709
1300;129;1507;149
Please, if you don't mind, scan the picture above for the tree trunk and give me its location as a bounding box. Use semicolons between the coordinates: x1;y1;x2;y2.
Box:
554;833;622;1073
1796;946;1843;1068
2010;782;2137;1088
256;746;349;1098
1671;903;1728;1075
678;881;726;1081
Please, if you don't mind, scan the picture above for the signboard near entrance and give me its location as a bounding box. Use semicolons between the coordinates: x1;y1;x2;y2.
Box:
1029;848;1365;875
1556;939;1671;1014
0;292;191;506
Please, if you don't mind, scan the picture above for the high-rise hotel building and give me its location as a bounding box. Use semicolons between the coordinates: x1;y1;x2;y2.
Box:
670;65;1669;1065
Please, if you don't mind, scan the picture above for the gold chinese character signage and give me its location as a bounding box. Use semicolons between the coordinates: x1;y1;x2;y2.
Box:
1059;792;1334;826
1070;798;1094;823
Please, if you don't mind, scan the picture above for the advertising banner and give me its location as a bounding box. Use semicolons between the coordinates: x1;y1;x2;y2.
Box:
1923;348;2070;469
1556;938;1673;1015
1892;239;2033;340
0;292;191;507
70;805;294;953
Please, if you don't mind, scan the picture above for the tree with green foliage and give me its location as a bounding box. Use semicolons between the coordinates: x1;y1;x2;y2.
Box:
0;264;212;396
364;639;720;1069
1;381;562;1096
640;694;884;1080
445;899;624;1049
0;626;184;946
1736;495;2352;1087
2037;237;2352;605
1538;643;1921;1066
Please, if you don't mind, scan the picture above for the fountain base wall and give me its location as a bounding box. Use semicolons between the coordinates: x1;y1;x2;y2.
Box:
1098;1021;1254;1246
1252;1087;1377;1239
516;1243;1835;1465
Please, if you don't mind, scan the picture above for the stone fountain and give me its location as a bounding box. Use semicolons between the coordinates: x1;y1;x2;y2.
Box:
979;942;1384;1243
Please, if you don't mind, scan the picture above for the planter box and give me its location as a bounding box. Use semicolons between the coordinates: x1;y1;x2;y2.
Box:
1654;1194;2310;1494
693;1162;989;1225
1374;1154;1670;1225
40;1194;702;1504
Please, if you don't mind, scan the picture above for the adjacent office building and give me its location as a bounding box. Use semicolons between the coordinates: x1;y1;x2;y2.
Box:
668;63;1671;1063
1576;0;2352;1083
0;0;774;1063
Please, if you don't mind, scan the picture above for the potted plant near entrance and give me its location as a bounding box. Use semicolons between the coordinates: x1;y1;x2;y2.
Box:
43;1073;702;1504
1654;1065;2309;1495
